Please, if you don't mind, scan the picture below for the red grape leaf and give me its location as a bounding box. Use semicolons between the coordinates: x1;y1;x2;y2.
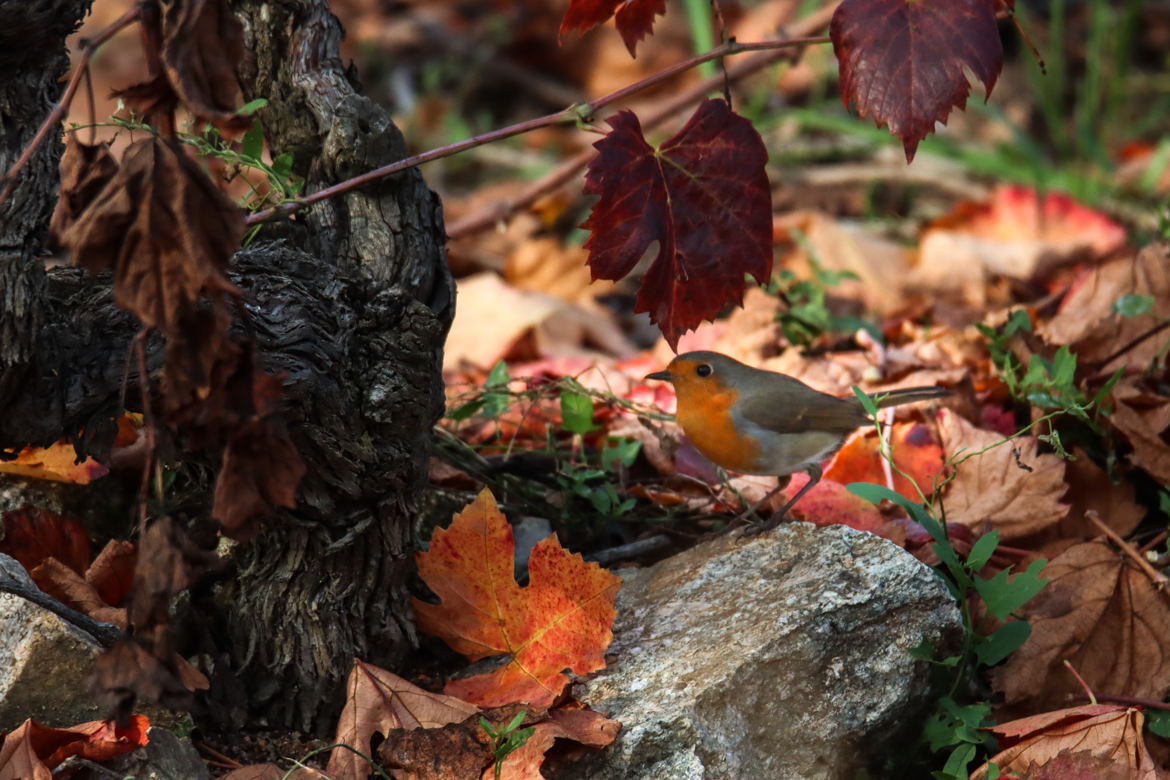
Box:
411;489;620;708
583;99;772;349
559;0;666;57
0;506;90;576
831;0;1003;162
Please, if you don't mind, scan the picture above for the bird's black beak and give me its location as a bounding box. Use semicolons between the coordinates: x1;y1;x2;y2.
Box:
644;369;673;381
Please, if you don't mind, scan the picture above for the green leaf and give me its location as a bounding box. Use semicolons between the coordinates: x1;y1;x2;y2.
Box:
1112;293;1154;318
851;386;879;417
602;437;642;470
909;637;935;661
975;620;1031;666
975;559;1049;621
966;531;999;573
1146;709;1170;738
448;398;485;421
241;119;264;161
271;152;294;182
237;97;268;115
560;389;596;435
505;711;527;732
935;742;976;780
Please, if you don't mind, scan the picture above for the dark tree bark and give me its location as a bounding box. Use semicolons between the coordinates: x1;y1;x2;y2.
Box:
0;0;454;734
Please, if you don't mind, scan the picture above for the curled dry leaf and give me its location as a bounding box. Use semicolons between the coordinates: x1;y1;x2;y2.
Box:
325;660;479;779
412;489;620;708
29;557;128;631
489;707;620;780
935;409;1068;540
54;136;244;339
0;715;149;780
114;0;248;130
48;138;117;246
971;705;1160;780
583;98;772;349
1109;379;1170;485
1040;243;1169;373
993;541;1170;713
90;641;209;725
831;0;1002;161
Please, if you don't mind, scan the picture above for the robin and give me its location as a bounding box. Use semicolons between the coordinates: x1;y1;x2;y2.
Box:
645;351;950;533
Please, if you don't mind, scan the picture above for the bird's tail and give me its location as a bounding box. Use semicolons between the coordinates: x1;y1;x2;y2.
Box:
869;386;952;409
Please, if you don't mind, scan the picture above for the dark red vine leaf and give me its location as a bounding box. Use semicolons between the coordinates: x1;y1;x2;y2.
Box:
0;506;90;577
559;0;667;57
831;0;1003;162
48;138;118;246
582;98;772;349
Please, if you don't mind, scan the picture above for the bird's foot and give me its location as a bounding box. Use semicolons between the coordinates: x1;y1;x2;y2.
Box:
737;510;789;537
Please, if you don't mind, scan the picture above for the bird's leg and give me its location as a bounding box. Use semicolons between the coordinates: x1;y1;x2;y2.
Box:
740;464;823;537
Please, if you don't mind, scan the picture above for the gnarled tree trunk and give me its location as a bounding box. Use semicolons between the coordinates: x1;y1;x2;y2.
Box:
0;0;453;734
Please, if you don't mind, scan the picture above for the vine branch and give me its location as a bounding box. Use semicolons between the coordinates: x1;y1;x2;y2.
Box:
245;32;831;226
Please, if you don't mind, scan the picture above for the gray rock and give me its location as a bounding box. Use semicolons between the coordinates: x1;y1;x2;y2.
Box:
513;515;552;578
101;726;210;780
565;522;962;780
0;557;104;729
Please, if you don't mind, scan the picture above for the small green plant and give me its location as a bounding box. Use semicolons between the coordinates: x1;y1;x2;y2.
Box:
975;310;1123;458
848;390;1050;778
767;241;878;347
448;361;513;422
72;98;305;226
480;710;535;780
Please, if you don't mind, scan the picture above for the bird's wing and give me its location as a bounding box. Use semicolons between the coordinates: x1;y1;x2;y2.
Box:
736;375;869;435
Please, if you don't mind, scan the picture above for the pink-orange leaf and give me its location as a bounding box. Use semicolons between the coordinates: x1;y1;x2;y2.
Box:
831;0;1003;162
559;0;666;57
583;98;772;349
412;489;620;708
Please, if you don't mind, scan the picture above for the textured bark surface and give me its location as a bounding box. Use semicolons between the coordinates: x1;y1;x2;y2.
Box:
0;0;453;734
0;0;93;445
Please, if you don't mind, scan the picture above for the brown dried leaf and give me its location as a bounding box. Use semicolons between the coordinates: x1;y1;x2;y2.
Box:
90;641;201;723
58;136;244;339
212;413;305;541
936;409;1068;540
326;660;480;780
29;558;127;631
993;541;1170;712
375;716;493;780
1110;380;1170;484
972;705;1160;780
160;0;248;130
48;138;118;246
116;0;248;131
490;708;620;780
129;517;219;631
1050;448;1144;542
86;540;138;608
1041;244;1170;374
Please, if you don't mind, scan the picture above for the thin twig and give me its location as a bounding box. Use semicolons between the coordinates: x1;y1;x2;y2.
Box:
1090;693;1170;712
246;32;831;226
0;3;142;208
0;573;123;647
1138;531;1168;555
1064;659;1097;704
447;4;838;239
585;534;672;565
1086;510;1170;590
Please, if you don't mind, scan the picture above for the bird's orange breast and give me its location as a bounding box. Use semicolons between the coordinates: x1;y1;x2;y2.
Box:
673;381;761;473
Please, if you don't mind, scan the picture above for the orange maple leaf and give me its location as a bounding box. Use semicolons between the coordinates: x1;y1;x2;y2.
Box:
412;489;621;708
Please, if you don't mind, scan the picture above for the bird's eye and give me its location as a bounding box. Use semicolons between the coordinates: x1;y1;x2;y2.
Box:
696;363;712;378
